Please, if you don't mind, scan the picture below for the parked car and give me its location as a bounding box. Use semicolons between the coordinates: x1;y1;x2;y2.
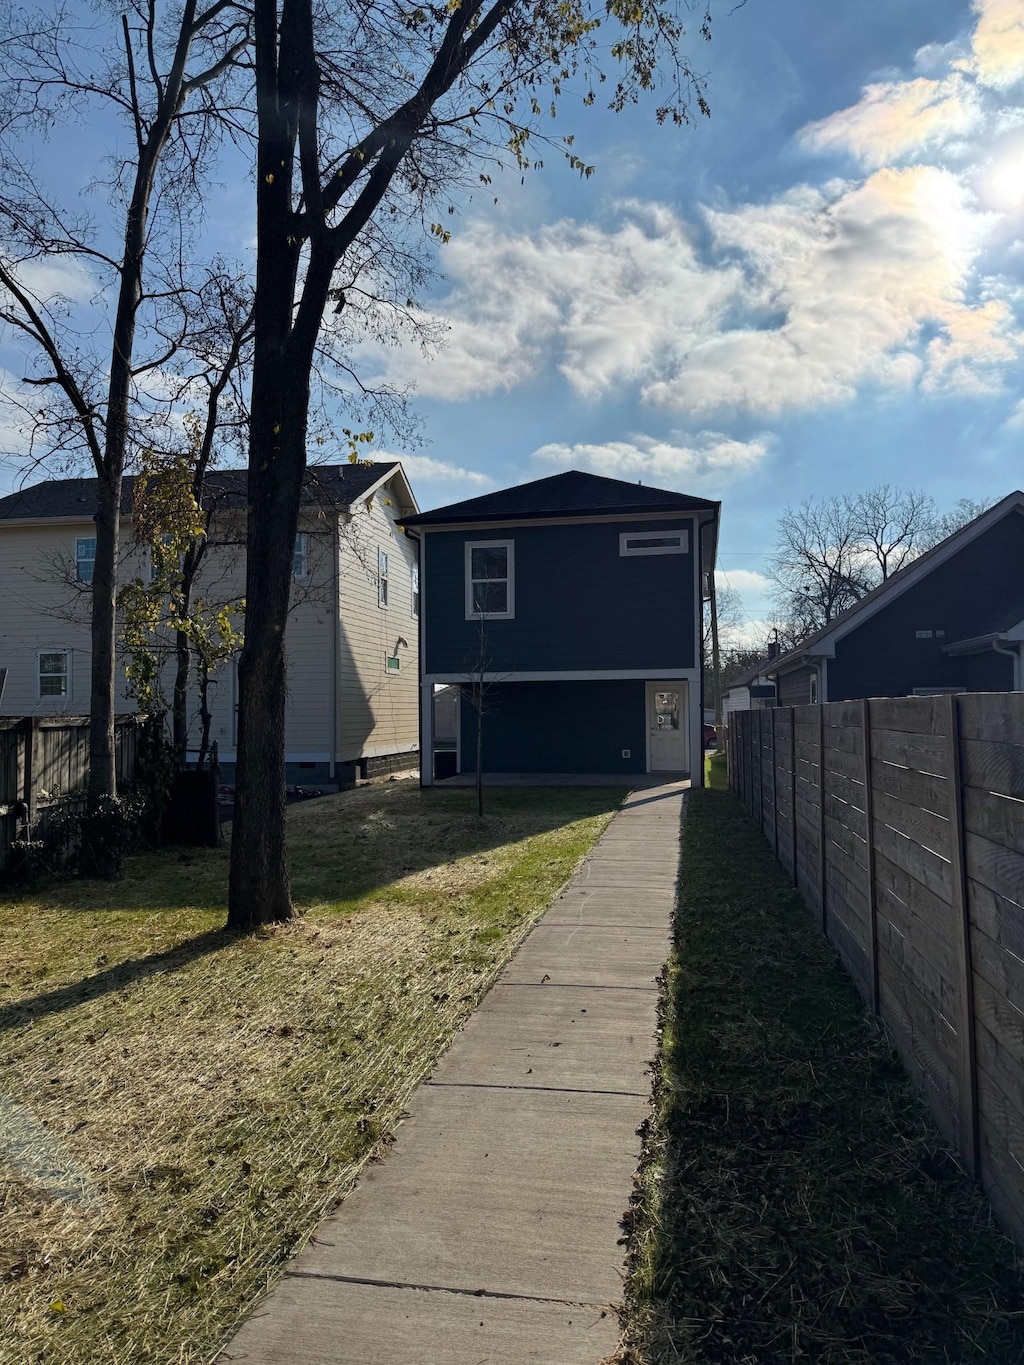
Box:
704;724;717;749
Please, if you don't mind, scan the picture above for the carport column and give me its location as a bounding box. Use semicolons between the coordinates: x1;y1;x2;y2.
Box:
420;680;434;786
689;674;702;784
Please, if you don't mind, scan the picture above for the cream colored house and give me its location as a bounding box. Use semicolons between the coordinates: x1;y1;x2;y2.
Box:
0;461;420;786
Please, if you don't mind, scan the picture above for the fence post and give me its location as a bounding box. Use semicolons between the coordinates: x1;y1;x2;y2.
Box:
21;715;43;823
946;693;979;1179
756;708;764;830
790;708;798;882
861;698;880;1015
771;707;779;857
818;704;827;934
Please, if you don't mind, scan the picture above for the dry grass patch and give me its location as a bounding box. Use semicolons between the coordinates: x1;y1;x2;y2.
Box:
0;780;623;1364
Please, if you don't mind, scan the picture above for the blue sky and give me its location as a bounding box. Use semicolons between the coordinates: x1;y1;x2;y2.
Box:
3;0;1024;643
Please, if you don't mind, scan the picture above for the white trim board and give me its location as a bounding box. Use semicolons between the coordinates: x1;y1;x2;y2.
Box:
424;669;698;684
415;510;703;534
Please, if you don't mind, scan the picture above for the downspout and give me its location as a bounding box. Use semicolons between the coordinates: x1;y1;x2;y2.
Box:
992;640;1021;691
403;526;424;780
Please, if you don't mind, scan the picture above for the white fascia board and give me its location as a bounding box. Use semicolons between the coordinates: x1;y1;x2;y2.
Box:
346;463;418;516
416;510;705;534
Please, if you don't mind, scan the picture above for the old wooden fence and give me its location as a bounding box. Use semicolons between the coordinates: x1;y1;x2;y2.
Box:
0;715;146;877
728;694;1024;1244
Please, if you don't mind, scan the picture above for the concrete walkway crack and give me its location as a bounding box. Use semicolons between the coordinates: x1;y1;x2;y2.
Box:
284;1268;615;1312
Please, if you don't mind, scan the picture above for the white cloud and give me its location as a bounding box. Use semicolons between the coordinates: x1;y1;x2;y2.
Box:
716;568;771;595
3;257;96;306
799;75;982;168
970;0;1024;89
531;431;770;485
388;452;492;486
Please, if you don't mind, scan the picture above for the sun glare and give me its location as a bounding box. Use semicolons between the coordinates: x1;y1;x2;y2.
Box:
984;149;1024;212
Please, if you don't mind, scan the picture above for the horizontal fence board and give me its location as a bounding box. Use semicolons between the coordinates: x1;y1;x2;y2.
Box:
876;914;960;1026
823;763;866;807
959;693;1024;745
825;817;869;879
968;878;1024;961
827;907;871;997
872;817;953;904
825;841;870;918
965;832;1024;909
871;727;950;776
824;700;865;730
878;947;960;1090
822;744;865;783
975;1020;1024;1150
871;759;950;815
825;791;868;843
875;880;957;991
822;723;863;758
972;973;1024;1069
873;788;952;859
971;929;1024;1016
869;696;948;736
978;1113;1024;1245
963;787;1024;859
874;849;955;943
960;738;1024;802
878;975;960;1149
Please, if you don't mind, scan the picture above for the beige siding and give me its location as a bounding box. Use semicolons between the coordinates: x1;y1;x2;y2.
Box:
337;482;420;761
0;489;418;766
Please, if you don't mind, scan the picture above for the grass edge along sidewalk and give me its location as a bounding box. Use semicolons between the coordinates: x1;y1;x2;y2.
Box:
621;752;1024;1364
0;781;624;1365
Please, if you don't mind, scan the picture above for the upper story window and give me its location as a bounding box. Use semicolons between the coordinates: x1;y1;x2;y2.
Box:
378;549;389;607
76;537;96;583
465;540;514;620
809;673;819;705
619;529;688;557
293;533;308;580
38;649;70;699
412;563;420;618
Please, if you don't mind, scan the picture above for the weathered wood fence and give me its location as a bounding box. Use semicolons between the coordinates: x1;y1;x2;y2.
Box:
0;716;146;877
728;695;1024;1244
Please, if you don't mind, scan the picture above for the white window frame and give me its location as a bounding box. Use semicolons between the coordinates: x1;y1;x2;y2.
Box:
75;536;96;584
293;532;308;581
809;673;818;705
465;539;515;620
412;563;420;618
619;529;689;557
38;648;71;700
378;549;389;608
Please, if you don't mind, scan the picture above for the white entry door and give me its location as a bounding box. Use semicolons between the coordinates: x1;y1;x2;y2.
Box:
647;682;688;772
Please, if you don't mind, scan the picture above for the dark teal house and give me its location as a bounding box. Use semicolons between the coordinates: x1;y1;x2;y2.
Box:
399;470;720;785
768;491;1024;705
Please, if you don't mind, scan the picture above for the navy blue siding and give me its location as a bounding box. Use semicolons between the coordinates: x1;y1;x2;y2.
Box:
826;510;1024;699
424;519;696;673
459;680;648;774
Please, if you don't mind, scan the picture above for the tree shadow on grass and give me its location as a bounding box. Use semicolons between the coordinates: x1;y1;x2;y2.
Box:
0;928;236;1036
12;783;629;919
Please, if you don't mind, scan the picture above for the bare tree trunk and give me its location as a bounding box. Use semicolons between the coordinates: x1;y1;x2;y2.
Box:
196;655;213;770
87;478;120;803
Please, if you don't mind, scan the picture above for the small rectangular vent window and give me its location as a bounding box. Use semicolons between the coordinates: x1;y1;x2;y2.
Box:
385;655;400;672
619;530;688;557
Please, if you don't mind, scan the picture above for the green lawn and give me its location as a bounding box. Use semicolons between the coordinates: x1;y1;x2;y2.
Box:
624;780;1024;1364
0;780;624;1365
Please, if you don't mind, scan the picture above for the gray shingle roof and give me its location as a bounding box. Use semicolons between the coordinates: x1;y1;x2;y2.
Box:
0;463;398;521
400;469;719;526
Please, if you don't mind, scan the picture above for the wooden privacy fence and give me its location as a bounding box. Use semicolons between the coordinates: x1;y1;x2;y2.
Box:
0;715;145;877
728;695;1024;1245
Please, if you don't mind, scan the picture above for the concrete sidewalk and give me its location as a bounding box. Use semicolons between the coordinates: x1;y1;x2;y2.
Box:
221;779;687;1365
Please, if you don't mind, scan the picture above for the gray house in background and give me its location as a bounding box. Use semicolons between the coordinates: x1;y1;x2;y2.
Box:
768;490;1024;704
722;651;779;720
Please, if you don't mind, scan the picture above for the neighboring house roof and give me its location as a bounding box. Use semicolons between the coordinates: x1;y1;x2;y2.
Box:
942;618;1024;655
399;469;720;527
0;462;415;522
726;656;778;691
767;490;1024;675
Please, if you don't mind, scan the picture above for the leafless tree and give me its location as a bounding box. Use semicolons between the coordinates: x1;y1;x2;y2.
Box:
228;0;717;928
0;1;251;872
850;484;937;581
768;496;875;638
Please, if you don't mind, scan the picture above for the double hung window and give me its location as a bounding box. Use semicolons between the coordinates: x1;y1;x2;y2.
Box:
465;540;514;619
38;650;70;698
76;537;96;583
